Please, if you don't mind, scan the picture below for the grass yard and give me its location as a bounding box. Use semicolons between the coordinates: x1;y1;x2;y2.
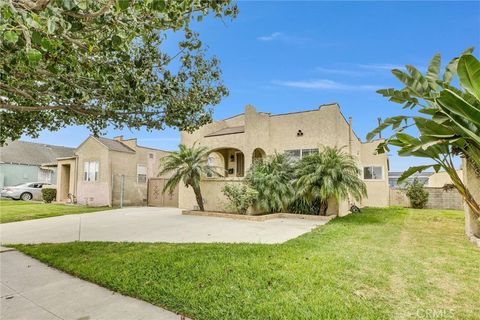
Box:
0;199;112;223
13;207;480;320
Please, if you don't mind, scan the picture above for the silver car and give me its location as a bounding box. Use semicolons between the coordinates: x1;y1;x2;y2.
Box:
1;182;52;201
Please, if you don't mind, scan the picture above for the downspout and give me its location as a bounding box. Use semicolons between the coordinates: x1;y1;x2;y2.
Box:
74;155;78;200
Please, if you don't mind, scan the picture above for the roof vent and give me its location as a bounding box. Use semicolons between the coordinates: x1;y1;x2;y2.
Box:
297;130;304;137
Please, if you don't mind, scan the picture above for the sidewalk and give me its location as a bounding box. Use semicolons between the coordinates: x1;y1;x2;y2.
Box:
0;247;187;320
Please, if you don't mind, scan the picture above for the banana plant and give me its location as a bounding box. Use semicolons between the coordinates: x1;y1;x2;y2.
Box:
367;49;480;221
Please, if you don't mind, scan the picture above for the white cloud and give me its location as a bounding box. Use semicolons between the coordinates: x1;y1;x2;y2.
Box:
358;63;406;71
273;79;380;91
257;32;283;41
315;67;365;76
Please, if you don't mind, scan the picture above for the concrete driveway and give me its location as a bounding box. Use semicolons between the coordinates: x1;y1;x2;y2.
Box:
0;207;326;244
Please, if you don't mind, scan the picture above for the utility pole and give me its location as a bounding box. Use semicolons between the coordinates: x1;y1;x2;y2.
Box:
120;174;125;208
377;117;382;139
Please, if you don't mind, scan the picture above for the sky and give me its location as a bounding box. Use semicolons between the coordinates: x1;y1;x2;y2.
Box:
22;1;480;171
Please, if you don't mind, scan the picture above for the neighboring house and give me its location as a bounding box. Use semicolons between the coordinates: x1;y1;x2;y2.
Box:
428;170;462;188
179;104;390;215
56;136;175;207
0;140;75;188
388;170;462;189
389;171;433;188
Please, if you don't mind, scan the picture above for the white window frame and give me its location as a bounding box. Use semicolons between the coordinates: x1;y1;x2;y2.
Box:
363;165;384;180
284;148;319;160
84;161;99;182
137;164;147;183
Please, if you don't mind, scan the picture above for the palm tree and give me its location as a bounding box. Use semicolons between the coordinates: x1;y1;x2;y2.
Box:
246;153;294;213
294;146;367;215
159;143;221;211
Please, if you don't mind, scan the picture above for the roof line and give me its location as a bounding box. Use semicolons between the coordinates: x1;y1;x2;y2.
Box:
4;140;75;150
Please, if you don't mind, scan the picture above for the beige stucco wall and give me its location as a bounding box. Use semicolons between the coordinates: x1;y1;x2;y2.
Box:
109;139;170;206
75;138;111;206
179;104;389;214
55;157;77;203
360;140;390;207
428;170;462;187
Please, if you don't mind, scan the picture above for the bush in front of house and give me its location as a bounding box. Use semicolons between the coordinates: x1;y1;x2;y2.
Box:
288;196;321;215
222;184;258;214
293;146;367;215
245;153;295;213
42;188;57;203
406;178;428;209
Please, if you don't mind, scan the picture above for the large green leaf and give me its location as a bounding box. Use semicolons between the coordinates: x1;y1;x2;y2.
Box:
397;164;440;185
436;89;480;127
457;54;480;100
426;53;441;89
366;116;408;141
443;47;474;83
413;117;455;137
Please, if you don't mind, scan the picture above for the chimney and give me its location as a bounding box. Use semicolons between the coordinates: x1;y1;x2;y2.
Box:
113;135;123;141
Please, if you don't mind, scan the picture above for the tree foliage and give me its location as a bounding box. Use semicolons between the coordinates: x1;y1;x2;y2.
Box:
0;0;238;144
158;143;221;211
367;49;480;220
294;146;367;215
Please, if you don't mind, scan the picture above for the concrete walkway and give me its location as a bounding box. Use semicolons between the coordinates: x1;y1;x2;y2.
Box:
1;207;325;244
0;247;186;320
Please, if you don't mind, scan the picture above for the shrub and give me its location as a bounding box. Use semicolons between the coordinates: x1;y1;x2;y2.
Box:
405;178;428;209
293;146;367;215
287;196;321;215
245;153;294;213
42;188;57;203
222;184;257;214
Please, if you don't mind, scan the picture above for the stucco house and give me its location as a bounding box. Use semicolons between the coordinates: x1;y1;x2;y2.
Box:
0;140;75;188
179;103;390;215
56;135;176;207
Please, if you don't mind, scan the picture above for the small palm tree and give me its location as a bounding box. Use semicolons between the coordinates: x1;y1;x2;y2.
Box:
294;146;367;215
159;144;221;211
246;153;294;213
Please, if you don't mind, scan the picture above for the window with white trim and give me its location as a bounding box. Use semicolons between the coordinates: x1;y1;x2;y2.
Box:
301;148;319;157
137;164;147;183
284;148;319;160
84;161;99;181
363;166;383;180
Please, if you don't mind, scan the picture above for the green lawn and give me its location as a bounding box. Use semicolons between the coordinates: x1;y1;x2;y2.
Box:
13;207;480;320
0;199;112;223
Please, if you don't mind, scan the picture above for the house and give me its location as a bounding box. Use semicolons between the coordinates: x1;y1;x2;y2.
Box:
388;171;433;188
0;140;75;188
56;135;176;207
179;104;390;215
388;170;462;189
427;170;462;188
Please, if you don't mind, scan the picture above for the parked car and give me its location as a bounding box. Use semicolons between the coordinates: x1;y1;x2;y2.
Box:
1;182;52;201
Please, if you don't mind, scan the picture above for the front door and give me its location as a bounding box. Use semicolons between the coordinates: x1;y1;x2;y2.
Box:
236;152;244;177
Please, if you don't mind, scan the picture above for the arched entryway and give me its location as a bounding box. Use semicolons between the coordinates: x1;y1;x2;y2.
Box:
208;148;245;177
252;148;266;164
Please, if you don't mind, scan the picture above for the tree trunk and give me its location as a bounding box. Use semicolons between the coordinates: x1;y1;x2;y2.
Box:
462;160;480;243
192;185;205;211
319;200;328;216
